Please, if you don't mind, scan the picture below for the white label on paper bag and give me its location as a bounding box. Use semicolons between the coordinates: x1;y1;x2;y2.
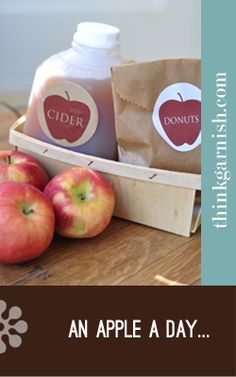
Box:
152;82;201;152
38;80;99;147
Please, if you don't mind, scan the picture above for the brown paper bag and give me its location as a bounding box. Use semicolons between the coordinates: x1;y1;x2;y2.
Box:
111;59;201;173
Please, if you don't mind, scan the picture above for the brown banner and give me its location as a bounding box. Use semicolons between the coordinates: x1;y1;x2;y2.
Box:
0;286;235;376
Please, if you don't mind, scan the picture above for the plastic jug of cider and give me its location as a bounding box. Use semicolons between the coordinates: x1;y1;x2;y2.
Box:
24;22;124;159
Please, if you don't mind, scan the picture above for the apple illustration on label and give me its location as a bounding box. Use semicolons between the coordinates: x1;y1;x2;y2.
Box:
159;92;201;146
44;91;90;143
153;83;201;152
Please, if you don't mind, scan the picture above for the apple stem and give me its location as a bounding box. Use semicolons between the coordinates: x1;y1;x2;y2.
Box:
177;92;184;102
65;91;70;101
7;155;11;164
23;208;34;216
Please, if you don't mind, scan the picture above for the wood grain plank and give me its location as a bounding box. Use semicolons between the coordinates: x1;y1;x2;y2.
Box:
119;234;201;286
191;278;201;285
0;218;132;285
13;227;199;286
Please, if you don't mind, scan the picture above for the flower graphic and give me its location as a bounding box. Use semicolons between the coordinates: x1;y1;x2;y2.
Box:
0;299;28;354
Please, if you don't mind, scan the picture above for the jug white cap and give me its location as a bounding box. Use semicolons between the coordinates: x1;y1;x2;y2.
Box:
72;22;121;49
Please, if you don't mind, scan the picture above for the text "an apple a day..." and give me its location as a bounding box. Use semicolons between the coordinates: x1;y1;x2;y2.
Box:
68;319;210;340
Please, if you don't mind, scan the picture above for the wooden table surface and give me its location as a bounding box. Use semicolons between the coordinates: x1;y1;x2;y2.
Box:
0;107;201;286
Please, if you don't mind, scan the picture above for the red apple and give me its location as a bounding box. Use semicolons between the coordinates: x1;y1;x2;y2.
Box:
0;182;55;264
0;150;49;190
44;167;115;238
44;91;90;143
159;92;201;146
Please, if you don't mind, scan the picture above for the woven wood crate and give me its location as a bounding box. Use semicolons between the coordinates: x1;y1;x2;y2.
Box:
9;115;201;237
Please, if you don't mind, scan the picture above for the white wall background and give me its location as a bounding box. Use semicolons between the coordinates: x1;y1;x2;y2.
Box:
0;0;201;106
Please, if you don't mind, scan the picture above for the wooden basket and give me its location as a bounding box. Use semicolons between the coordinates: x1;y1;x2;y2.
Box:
9;115;201;237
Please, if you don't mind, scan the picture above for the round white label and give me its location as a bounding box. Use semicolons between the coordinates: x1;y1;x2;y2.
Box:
38;80;99;147
152;82;201;152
